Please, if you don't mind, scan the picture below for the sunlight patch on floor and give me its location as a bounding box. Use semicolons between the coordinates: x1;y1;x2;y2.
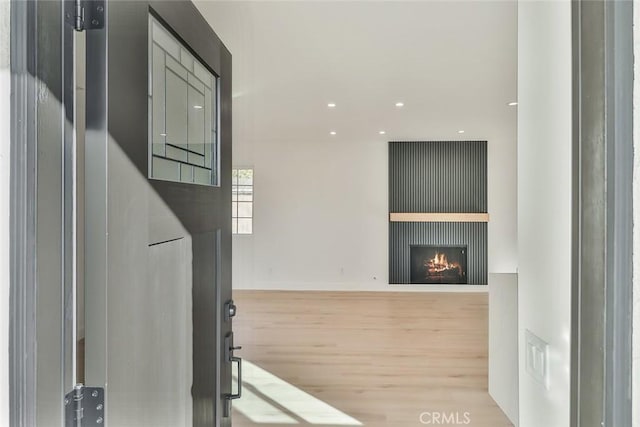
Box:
232;377;298;424
232;360;363;426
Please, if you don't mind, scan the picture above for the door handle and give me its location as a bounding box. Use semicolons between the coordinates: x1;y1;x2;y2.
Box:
224;332;242;404
224;331;242;417
228;355;242;400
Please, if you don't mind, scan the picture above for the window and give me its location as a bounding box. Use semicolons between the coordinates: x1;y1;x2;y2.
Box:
232;168;253;234
148;15;219;186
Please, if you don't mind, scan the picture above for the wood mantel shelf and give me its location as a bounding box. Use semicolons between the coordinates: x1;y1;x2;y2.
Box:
389;212;490;223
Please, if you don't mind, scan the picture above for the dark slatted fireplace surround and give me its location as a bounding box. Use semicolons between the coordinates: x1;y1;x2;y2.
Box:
389;141;488;285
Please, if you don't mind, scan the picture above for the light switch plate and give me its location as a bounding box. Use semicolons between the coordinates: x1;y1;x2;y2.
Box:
525;329;549;389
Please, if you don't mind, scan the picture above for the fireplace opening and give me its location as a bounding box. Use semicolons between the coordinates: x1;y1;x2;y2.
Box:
410;245;468;284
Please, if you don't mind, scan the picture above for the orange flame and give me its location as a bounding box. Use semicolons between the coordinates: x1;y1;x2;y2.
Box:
425;252;462;275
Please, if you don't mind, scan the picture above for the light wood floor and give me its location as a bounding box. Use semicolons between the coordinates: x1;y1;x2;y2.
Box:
231;291;513;427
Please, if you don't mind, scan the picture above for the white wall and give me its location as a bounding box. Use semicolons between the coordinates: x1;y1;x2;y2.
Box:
235;137;389;291
488;273;519;425
232;135;509;292
230;126;516;292
1;0;11;425
633;2;640;424
517;1;572;427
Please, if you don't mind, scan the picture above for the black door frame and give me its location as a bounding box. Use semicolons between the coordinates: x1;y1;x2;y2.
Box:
571;0;634;426
9;0;38;423
10;0;70;424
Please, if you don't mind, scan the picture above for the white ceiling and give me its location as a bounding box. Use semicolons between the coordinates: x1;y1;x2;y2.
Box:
194;1;517;145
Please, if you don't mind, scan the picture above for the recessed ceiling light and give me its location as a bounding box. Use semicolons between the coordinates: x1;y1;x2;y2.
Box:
193;105;203;110
160;133;167;137
379;131;386;135
330;131;337;135
395;102;404;107
508;102;518;106
458;130;465;134
327;103;336;108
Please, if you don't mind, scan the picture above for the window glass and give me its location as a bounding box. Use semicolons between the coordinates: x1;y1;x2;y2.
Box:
232;169;253;234
149;16;218;186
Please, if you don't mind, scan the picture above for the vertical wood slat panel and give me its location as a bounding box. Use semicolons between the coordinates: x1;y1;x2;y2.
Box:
388;141;487;213
388;141;488;285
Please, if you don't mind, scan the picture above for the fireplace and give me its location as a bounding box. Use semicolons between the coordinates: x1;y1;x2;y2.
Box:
410;245;468;284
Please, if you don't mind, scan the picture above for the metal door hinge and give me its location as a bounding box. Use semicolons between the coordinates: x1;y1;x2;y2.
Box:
65;385;105;426
65;0;104;31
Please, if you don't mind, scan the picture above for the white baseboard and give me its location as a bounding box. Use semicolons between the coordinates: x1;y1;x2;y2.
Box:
235;281;489;292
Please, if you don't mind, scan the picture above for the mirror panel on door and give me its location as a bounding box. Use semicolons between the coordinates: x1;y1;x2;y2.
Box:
149;15;218;186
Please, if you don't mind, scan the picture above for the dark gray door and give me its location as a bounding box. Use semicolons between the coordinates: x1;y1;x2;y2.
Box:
83;1;235;426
